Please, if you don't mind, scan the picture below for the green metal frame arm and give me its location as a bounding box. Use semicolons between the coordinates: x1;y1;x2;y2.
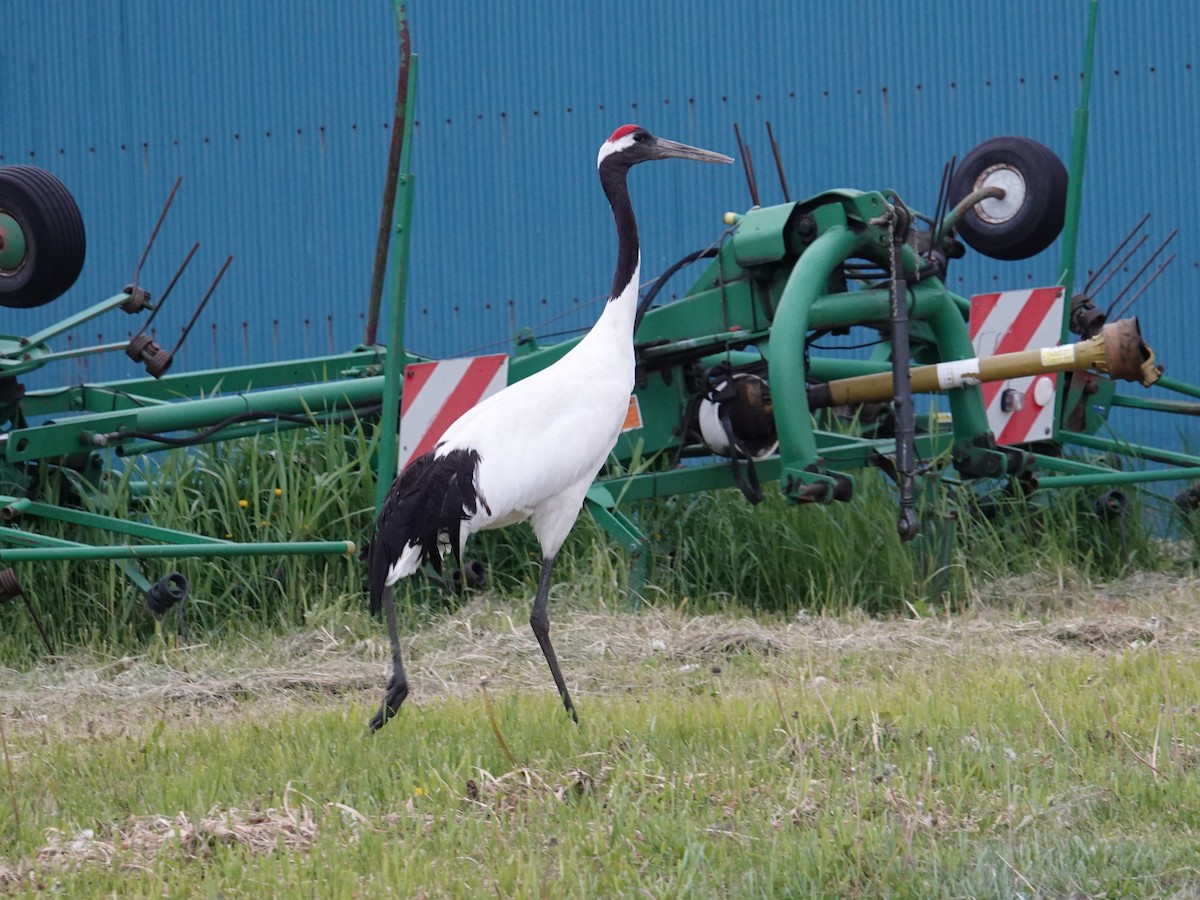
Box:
0;495;230;545
373;13;419;515
768;223;862;474
1058;0;1100;306
4;376;384;463
1037;468;1200;489
1061;428;1200;470
0;539;356;564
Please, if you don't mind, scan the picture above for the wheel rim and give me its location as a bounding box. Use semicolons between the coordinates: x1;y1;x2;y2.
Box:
972;164;1027;225
0;212;27;272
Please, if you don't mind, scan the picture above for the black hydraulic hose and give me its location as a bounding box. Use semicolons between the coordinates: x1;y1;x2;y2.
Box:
103;403;383;449
634;247;719;332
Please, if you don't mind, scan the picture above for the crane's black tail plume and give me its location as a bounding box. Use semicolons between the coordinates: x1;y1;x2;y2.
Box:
367;447;484;733
368;447;484;614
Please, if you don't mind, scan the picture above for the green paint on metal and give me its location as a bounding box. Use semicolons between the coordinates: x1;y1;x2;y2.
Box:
585;485;649;607
1062;429;1200;470
0;213;26;270
0;293;134;361
5;376;384;462
1110;394;1200;416
1037;467;1200;489
1153;375;1200;402
374;7;419;516
0;495;230;545
768;222;860;477
729;202;797;266
1058;0;1099;309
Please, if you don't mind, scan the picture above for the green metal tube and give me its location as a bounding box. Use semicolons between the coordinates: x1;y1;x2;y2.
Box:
5;376;383;463
806;357;890;381
22;350;384;414
1036;467;1200;489
1059;0;1099;308
768;224;862;472
1026;454;1119;476
1152;375;1200;402
375;46;420;515
0;292;134;361
1061;429;1200;470
0;540;356;563
0;495;229;544
1110;394;1200;416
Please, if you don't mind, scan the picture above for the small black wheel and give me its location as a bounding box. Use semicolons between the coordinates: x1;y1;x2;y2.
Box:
948;136;1068;261
0;165;87;308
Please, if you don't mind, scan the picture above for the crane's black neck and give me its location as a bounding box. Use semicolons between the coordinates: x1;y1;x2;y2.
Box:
600;160;638;302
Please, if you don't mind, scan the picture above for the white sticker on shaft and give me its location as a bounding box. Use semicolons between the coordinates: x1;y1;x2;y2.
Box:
1040;345;1076;367
935;358;982;390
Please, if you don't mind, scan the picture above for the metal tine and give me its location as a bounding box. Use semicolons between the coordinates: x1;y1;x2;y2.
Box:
1104;227;1178;320
129;176;183;293
764;121;790;202
170;255;233;358
931;155;955;242
132;241;200;341
1111;252;1176;322
1084;212;1150;294
1089;232;1149;300
732;123;760;207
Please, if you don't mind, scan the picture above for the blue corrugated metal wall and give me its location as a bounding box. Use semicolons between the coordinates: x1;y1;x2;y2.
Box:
3;1;1198;450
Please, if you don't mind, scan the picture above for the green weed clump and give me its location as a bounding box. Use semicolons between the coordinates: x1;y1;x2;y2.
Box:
0;426;1175;664
1;426;378;665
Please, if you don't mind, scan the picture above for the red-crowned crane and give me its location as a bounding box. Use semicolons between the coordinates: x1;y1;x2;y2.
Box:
368;125;732;733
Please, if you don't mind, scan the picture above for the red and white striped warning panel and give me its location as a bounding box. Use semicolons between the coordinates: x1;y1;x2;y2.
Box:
398;354;509;469
969;286;1065;445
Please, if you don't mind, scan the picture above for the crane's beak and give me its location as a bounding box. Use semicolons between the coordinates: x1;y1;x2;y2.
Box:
652;137;734;165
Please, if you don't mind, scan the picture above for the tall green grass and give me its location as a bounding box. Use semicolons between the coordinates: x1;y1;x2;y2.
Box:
0;427;1177;665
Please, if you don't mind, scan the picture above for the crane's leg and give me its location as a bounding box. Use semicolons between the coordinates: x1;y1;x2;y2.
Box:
369;584;410;734
529;555;578;723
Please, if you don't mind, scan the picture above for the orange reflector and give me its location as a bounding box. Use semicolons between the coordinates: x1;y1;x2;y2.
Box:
621;395;643;432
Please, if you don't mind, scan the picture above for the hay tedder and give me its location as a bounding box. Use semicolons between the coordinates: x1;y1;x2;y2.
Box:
1;0;1197;643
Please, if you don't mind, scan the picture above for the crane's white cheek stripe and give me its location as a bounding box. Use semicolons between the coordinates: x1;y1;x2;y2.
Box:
597;133;638;167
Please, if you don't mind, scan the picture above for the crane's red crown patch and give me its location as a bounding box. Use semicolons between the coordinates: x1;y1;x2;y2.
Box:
607;124;640;143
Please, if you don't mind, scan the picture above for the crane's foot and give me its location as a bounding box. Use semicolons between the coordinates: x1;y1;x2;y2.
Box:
368;673;409;734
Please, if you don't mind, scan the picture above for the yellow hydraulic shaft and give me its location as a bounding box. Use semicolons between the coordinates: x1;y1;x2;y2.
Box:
808;318;1160;409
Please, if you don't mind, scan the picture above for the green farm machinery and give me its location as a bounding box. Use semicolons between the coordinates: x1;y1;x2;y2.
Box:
1;0;1197;646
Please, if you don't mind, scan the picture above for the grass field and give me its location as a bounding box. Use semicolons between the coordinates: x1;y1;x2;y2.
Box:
2;568;1199;897
0;431;1197;895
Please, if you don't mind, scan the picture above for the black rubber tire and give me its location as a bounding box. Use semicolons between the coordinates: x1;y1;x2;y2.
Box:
948;136;1068;261
0;165;87;308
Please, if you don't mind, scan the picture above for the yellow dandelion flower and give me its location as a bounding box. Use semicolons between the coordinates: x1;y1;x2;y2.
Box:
238;499;248;508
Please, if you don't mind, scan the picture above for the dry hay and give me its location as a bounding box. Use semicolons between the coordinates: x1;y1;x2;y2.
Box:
0;786;321;890
2;571;1200;731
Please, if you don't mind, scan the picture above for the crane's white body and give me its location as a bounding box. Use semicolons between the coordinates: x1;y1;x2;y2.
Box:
367;125;730;733
384;259;641;586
